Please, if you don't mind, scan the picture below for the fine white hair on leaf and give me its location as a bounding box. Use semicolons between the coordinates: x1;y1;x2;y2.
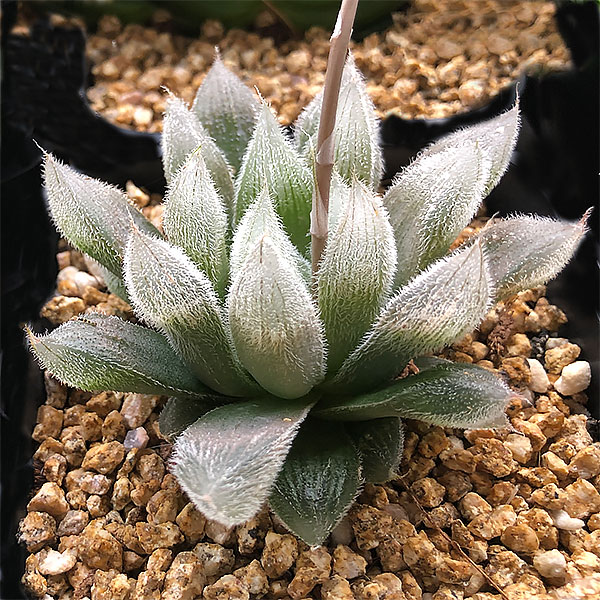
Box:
317;179;397;373
43;153;159;277
163;150;229;295
330;240;493;394
421;100;521;195
123;228;257;397
235;102;313;254
27;313;207;397
476;211;590;301
162;94;235;214
191;52;259;171
384;143;490;288
228;236;326;399
229;187;310;283
172;397;313;526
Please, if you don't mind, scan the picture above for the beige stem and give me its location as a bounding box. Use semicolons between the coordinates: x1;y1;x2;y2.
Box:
310;0;359;275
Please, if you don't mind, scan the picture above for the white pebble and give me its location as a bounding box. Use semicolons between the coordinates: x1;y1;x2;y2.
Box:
546;337;569;350
550;509;585;530
37;548;77;575
533;549;567;579
527;358;550;393
554;361;591;395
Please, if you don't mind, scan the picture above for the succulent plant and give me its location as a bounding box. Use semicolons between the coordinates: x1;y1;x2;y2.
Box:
29;51;589;545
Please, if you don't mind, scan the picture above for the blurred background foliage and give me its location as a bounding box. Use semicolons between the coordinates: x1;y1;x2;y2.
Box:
34;0;409;37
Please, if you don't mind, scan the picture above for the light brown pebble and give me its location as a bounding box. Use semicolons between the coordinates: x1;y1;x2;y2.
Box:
136;522;184;553
18;511;57;552
162;551;206;600
570;445;600;479
147;489;179;524
28;482;70;520
193;543;235;577
81;441;125;474
36;548;77;575
57;509;89;536
504;433;533;464
261;531;298;578
332;545;367;579
545;343;581;374
133;568;165;600
41;295;86;324
321;574;353;600
86;391;122;417
411;477;446;508
121;393;160;429
42;453;67;485
563;479;600;519
203;574;249;600
176;502;206;543
236;509;271;554
500;524;540;554
80;522;123;570
32;405;64;443
469;505;517;540
233;559;269;596
147;548;173;572
471;437;516;477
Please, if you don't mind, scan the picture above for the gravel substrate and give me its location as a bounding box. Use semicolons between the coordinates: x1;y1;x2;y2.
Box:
18;182;599;599
83;0;571;130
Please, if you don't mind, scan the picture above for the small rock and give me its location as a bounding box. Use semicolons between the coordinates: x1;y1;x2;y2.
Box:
504;433;533;464
162;551;206;600
203;574;249;600
533;549;567;579
260;532;298;578
527;358;550;393
147;489;179;524
121;394;160;429
18;511;57;552
193;543;235;578
500;524;540;554
42;453;68;486
136;522;184;553
507;333;532;357
28;482;69;520
563;479;600;519
545;343;580;374
321;574;354;600
32;406;64;443
554;361;592;395
57;510;89;536
468;505;517;540
233;559;269;596
570;444;600;479
332;545;367;579
41;295;86;324
176;503;206;543
124;426;150;450
36;548;77;575
551;509;585;530
411;477;446;508
81;441;125;474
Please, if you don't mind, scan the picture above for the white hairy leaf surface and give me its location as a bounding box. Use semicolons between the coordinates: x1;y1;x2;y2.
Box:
228;237;326;399
294;88;323;155
124;229;257;397
315;358;511;429
191;53;259;171
172;397;313;526
477;212;589;300
269;419;361;546
27;313;206;397
162;95;235;213
421;102;520;195
330;241;493;393
163;151;229;294
43;153;159;276
385;144;489;287
235;103;313;254
317;180;397;372
229;188;310;283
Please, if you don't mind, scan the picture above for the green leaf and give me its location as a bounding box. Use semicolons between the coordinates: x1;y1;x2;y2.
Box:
421;102;520;195
228;237;326;399
328;241;492;394
346;418;404;484
384;143;489;287
124;229;257;397
159;396;225;441
192;53;259;171
317;179;396;372
269;419;361;546
477;212;590;301
27;313;206;397
171;396;314;526
229;187;310;284
162;94;235;214
235;102;313;254
163;151;229;295
315;358;511;429
43;153;160;277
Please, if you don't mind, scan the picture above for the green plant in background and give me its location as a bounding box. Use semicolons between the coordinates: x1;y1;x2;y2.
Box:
30;44;588;544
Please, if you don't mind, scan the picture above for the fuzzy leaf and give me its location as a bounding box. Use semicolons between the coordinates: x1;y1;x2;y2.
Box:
384;143;489;287
318;180;396;372
315;358;512;429
27;313;206;397
229;188;310;283
192;54;258;171
269;419;361;546
172;397;313;526
159;396;224;441
162;95;235;212
124;229;257;397
228;237;326;399
235;103;313;253
294;88;323;155
333;62;383;188
421;102;520;195
163;151;229;294
346;418;404;484
329;242;492;394
477;213;589;301
43;153;159;276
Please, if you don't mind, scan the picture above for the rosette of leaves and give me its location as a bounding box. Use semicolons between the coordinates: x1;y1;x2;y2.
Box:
29;54;589;545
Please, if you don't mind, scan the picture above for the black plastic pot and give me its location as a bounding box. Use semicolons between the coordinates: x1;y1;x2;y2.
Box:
2;3;598;597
